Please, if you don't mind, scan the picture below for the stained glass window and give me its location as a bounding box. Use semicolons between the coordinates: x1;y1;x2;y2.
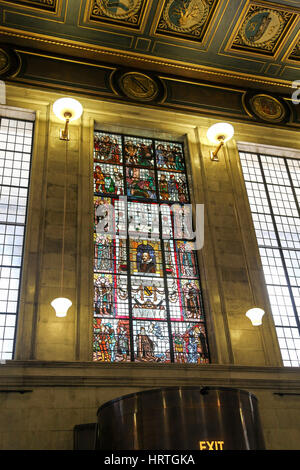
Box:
240;150;300;367
0;117;34;359
93;131;210;364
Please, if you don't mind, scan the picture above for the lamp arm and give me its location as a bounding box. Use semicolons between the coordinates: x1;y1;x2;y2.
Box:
60;112;72;141
210;139;224;161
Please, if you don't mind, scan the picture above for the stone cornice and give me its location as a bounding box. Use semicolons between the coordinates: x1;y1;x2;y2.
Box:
0;361;299;392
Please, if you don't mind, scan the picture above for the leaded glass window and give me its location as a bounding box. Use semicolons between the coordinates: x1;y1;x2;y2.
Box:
0;117;34;359
93;131;210;363
239;150;300;367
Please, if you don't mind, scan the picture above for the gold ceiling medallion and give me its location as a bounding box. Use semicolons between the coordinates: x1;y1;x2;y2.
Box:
228;3;297;58
92;0;143;22
244;92;288;123
0;46;21;79
0;49;10;76
163;0;209;34
239;9;284;50
118;72;159;102
155;0;217;42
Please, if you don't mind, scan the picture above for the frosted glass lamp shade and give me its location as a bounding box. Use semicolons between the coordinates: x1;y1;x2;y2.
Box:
51;297;72;317
245;308;265;326
53;97;83;122
207;123;234;144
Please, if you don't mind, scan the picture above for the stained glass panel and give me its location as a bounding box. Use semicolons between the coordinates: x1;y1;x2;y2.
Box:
155;141;185;172
94;132;122;164
133;320;170;363
94;163;124;196
128;202;160;240
131;276;167;320
126;167;156;200
93;318;131;362
124;136;154;167
130;239;164;277
168;278;204;322
94;273;128;318
158;171;189;202
93;130;210;364
164;240;198;279
171;322;208;364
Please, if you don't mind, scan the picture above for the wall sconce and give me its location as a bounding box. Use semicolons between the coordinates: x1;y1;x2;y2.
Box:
52;97;83;140
245;308;265;326
51;97;83;317
51;297;72;318
206;122;234;161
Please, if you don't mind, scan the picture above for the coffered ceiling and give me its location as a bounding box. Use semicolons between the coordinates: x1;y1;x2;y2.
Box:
0;0;299;92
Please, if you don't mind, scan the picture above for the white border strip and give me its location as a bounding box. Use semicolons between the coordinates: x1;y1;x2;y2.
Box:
237;141;300;160
0;105;35;122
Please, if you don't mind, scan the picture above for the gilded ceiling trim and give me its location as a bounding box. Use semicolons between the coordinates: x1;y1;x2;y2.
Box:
0;0;62;15
282;31;300;63
0;26;295;90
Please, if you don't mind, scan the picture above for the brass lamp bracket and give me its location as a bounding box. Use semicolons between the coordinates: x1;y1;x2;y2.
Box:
60;111;72;141
210;135;225;162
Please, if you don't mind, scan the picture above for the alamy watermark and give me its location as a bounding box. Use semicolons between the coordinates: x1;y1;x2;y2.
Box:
292;80;300;105
95;196;204;250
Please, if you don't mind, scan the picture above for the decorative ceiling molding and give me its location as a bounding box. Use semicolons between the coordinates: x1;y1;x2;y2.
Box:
288;35;300;62
0;0;60;13
0;0;298;93
0;27;296;93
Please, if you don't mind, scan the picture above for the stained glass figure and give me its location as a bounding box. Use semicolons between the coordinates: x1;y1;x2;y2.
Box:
126;167;156;200
130;240;163;276
94;163;124;195
156;141;185;172
124;136;154;167
164;240;198;278
168;278;204;321
94;132;122;164
94;273;128;318
171;322;209;364
158;171;189;202
93;130;209;364
133;320;170;362
93;318;130;362
94;235;127;274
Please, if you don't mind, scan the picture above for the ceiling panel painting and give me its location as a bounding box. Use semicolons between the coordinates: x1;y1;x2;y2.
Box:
226;1;299;58
86;0;149;31
152;0;219;43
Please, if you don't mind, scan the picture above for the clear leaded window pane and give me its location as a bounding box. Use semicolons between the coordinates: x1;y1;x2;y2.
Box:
0;117;33;360
240;150;300;367
93;131;209;364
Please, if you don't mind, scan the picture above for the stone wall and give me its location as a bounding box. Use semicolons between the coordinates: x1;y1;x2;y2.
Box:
0;361;300;450
0;83;299;450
